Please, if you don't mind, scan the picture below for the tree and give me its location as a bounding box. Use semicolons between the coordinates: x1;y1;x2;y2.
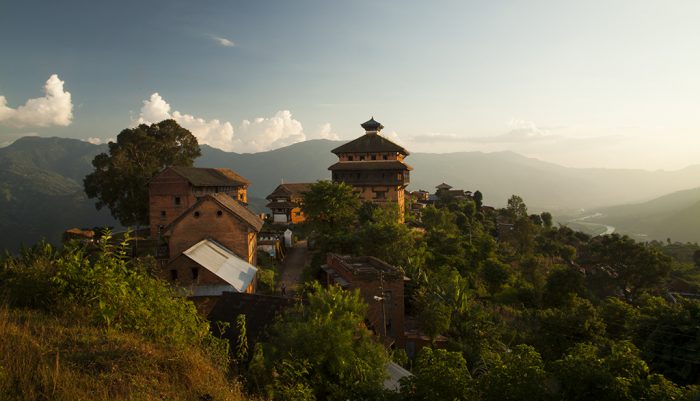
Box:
301;181;361;253
263;284;388;400
482;258;512;296
542;266;586;307
399;348;473;400
478;344;550;401
83;119;200;226
540;212;553;229
473;190;483;210
506;195;528;219
358;204;418;268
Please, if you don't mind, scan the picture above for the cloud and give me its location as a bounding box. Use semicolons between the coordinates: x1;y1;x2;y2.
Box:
0;75;73;127
413;120;559;144
136;93;234;151
210;35;235;47
135;93;334;153
84;137;104;145
310;123;340;140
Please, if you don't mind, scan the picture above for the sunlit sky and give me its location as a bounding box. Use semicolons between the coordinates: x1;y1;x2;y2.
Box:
1;0;699;170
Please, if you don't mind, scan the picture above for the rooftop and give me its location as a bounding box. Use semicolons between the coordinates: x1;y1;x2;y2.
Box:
183;239;257;293
169;166;250;187
266;182;313;200
360;117;384;132
327;254;404;280
331;118;409;156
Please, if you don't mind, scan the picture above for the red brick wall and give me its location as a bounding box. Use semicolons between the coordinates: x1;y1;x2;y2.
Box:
148;169;197;238
326;255;405;345
167;199;255;264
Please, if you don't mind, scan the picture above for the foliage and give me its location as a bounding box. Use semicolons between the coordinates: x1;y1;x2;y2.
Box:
83;119;200;226
262;284;388;400
399;348;473;400
477;344;550;401
0;232;228;367
301;180;361;253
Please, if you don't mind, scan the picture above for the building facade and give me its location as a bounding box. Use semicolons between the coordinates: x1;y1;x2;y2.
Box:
160;193;263;297
148;166;249;238
265;182;312;224
329;118;412;218
323;253;406;346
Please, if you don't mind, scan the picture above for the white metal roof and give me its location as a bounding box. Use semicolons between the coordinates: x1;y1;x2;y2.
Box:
183;239;257;293
383;361;412;391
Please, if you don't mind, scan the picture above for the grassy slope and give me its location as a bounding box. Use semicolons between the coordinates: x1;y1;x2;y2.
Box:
0;306;248;401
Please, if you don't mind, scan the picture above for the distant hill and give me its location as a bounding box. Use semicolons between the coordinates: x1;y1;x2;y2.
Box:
197;140;700;212
2;135;700;251
586;187;700;243
0;137;117;251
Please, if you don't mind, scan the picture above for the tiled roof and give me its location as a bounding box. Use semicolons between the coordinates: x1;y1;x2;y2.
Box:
266;201;298;209
328;160;413;171
169;166;250;186
331;133;409;156
266;183;313;200
164;193;263;233
209;193;264;231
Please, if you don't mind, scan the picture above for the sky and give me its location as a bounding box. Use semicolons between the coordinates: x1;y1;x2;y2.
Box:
1;0;699;170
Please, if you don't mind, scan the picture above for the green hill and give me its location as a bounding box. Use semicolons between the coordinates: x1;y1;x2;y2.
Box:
0;137;117;251
587;187;700;243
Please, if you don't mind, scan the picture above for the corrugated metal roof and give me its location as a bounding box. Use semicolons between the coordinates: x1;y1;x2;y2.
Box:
184;239;257;293
383;361;412;391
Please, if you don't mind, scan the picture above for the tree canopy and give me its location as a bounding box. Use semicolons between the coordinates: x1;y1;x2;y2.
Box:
83;119;200;226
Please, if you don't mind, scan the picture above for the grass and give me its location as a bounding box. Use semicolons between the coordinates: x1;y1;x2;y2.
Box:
0;305;250;401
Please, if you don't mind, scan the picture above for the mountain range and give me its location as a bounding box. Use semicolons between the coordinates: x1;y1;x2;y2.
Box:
1;135;699;250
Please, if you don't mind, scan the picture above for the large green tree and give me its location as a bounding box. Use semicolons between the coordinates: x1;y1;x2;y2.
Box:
262;284;388;400
83;119;200;226
301;180;361;252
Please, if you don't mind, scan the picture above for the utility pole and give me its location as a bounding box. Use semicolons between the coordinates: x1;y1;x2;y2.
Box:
380;271;387;338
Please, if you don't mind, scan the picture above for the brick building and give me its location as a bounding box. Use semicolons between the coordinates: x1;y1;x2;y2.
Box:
322;253;406;346
329;118;412;220
160;193;264;297
148;166;249;238
265;182;312;225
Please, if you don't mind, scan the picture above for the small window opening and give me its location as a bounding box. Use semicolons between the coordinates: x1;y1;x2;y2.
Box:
191;267;199;280
383;154;388;160
174;196;181;206
170;269;178;281
160;210;166;218
194;211;200;218
371;155;377;160
217;210;223;217
348;155;354;161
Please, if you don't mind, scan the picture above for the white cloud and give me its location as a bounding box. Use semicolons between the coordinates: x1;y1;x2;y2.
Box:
135;93;332;153
84;137;104;145
211;35;235;47
0;74;73;127
311;123;340;140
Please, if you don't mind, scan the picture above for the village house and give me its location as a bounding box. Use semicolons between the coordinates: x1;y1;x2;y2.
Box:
265;182;312;225
329;118;412;220
159;193;263;297
148;166;249;238
322;253;406;346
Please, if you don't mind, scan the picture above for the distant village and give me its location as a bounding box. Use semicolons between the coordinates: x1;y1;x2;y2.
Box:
64;117;490;385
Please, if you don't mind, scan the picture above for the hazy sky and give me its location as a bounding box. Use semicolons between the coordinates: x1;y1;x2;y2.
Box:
1;0;699;170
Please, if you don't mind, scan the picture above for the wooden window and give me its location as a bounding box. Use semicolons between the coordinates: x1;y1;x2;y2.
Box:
160;210;166;218
383;154;388;160
371;154;377;160
359;155;365;161
348;155;354;161
170;269;178;281
217;210;223;217
191;267;199;280
194;211;200;218
174;196;181;206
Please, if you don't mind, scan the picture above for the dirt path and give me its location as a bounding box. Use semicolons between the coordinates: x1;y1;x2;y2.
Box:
278;240;308;297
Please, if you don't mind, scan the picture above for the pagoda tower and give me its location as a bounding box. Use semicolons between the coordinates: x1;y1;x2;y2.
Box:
329;117;412;219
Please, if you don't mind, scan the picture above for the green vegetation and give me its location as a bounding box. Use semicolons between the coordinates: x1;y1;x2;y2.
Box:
298;183;700;399
84;119;201;226
0;234;246;400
